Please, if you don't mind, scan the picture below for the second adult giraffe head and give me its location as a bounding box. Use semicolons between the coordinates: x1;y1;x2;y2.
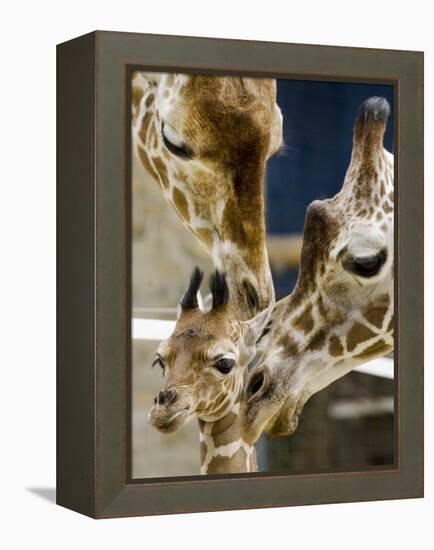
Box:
132;72;283;319
242;96;394;443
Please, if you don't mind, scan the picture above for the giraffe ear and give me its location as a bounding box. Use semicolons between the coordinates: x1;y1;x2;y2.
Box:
244;307;273;347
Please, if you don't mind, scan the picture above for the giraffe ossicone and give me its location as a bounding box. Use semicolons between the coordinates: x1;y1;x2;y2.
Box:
132;71;283;320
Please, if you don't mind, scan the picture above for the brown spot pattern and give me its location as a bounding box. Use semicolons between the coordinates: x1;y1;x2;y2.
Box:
221;198;264;273
138;112;152;143
132;85;144;112
306;328;327;352
145;93;154;108
207;447;247;474
328;335;344;357
137;147;158;181
363;295;390;329
172;187;190;222
211;412;239;447
346;322;377;352
317;294;327;319
293;303;314;334
152;157;169;189
149;125;158;149
278;333;299;357
211;412;238;436
383;201;393;214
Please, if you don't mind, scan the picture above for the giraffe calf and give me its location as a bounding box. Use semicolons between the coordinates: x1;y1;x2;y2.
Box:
148;269;263;474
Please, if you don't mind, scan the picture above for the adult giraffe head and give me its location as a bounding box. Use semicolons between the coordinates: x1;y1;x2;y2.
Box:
241;97;394;443
132;72;283;319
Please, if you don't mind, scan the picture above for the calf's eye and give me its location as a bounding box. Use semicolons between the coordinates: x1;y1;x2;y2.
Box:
214;358;235;374
152;354;166;375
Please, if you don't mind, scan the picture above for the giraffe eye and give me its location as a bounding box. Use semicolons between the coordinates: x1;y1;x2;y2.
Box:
214;358;236;375
343;250;387;278
161;122;193;160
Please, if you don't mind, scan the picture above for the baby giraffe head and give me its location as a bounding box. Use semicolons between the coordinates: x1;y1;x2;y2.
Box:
241;97;394;444
148;268;269;434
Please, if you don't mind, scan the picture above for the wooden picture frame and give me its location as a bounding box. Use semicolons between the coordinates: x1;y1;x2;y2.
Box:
57;31;424;518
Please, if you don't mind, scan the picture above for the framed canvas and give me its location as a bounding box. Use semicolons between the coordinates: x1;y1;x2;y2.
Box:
57;31;424;518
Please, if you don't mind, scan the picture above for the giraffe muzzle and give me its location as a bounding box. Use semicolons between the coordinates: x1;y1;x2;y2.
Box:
148;388;192;433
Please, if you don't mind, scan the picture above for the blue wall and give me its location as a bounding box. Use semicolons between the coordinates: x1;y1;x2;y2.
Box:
267;80;394;298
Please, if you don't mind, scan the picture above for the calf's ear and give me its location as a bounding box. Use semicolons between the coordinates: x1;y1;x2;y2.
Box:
243;307;273;347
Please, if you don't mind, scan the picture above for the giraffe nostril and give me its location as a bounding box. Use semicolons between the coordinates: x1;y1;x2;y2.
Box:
157;389;178;406
246;370;266;400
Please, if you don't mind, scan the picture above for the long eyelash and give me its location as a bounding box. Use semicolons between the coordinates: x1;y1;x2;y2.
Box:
151;355;165;372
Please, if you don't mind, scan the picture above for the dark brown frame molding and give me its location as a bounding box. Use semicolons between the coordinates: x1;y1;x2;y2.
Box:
57;31;424;518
